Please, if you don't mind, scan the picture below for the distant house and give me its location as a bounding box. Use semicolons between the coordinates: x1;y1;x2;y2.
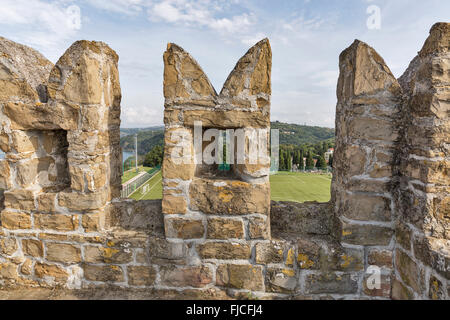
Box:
324;148;334;162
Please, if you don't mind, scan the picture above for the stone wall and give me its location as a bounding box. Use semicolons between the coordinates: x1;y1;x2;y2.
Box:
0;23;448;300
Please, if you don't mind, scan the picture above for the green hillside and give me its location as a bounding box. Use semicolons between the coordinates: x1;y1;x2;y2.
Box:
272;121;335;145
120;121;335;156
121;130;164;155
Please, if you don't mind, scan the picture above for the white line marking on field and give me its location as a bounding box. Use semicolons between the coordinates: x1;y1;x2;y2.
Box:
137;173;162;200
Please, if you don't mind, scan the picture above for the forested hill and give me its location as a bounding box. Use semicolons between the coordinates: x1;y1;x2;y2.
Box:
120;122;335;155
272;121;335;145
120;128;164;155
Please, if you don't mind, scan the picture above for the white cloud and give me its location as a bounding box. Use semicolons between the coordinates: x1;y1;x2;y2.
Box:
86;0;145;15
148;0;254;34
0;0;81;56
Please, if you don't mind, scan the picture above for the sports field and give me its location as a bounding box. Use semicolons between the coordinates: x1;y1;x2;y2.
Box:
122;166;152;184
126;171;331;203
269;172;331;202
128;170;162;200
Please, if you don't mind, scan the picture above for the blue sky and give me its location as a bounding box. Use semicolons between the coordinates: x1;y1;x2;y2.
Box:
0;0;448;128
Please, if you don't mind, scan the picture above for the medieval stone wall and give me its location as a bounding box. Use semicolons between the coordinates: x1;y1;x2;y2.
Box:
0;23;448;300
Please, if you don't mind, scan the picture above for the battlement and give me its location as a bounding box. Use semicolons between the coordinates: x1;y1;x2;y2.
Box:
0;23;448;300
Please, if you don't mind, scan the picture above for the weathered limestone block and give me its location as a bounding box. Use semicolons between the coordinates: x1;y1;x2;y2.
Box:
20;259;33;276
206;217;244;239
248;216;270;239
216;264;264;291
265;267;297;293
162;194;187;215
341;222;393;246
159;265;213;288
221;38;271;104
189;179;270;215
22;239;44;257
83;264;124;282
395;249;420;292
46;243;81;264
47;40;119;106
197;242;251;260
164;217;204;239
428;275;446;300
148;237;188;265
304;273;359;294
127;266;157;286
34;263;68;282
3;189;35;211
3;102;79;130
10;131;39;153
255;241;287;264
0;160;11;189
182;109;269;128
337;40;401;103
0;211;31;230
58;190;108;211
339;193;391;222
37;193;56;213
107;200;163;234
0;238;18;256
368;249;393;268
270;201;334;238
84;245;133;264
163;43;216;106
412;236;450;279
0;36;53;103
81;213;102;232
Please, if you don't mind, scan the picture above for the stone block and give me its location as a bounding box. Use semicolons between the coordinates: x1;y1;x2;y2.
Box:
216;264;264;291
197;242;251;260
368;249;393;268
0;211;31;230
4;189;35;211
34;263;68;282
255;241;286;264
84;245;133;264
160;265;213;288
305;273;359;294
34;214;79;231
46;243;81;264
395;249;419;292
207;217;244;239
341;222;393;246
164;217;204;239
248;216;270;239
22;239;44;257
83;264;124;282
189;179;270;215
127;266;157;286
162;194;187;215
265;267;297;293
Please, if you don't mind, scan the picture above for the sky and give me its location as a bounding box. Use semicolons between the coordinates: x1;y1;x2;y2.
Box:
0;0;448;128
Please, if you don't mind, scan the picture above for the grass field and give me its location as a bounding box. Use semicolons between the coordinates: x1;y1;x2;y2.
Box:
122;166;153;184
270;172;331;202
129;171;162;200
126;171;331;203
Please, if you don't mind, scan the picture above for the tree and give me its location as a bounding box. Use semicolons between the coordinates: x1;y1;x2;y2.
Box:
316;155;327;169
306;152;314;169
287;153;292;172
328;154;334;168
298;150;304;170
279;152;285;170
143;145;163;167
